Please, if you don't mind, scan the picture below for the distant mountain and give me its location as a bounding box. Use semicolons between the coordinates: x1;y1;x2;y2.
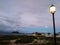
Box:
0;30;26;35
0;30;11;35
12;31;19;34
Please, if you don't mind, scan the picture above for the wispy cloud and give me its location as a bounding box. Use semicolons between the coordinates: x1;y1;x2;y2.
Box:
0;0;60;32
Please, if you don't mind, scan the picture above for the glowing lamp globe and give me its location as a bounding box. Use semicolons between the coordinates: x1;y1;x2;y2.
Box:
50;5;56;14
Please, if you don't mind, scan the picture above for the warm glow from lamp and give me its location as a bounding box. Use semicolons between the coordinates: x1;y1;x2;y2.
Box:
50;5;56;14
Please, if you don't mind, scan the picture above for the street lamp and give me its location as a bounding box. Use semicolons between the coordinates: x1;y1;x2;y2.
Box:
50;5;56;14
50;5;56;45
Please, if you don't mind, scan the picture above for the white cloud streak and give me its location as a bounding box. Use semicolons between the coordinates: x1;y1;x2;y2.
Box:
0;0;60;32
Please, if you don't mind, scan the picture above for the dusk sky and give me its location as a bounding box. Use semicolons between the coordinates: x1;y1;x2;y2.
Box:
0;0;60;33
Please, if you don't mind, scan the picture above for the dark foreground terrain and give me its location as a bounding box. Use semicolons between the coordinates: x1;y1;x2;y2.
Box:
0;35;60;45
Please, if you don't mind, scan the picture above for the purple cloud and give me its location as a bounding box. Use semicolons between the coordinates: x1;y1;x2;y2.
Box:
0;0;60;32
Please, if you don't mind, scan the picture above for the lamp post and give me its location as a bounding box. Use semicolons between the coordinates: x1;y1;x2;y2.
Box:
50;5;56;45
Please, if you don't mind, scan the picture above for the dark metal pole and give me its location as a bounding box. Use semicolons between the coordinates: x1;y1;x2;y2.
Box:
52;13;56;45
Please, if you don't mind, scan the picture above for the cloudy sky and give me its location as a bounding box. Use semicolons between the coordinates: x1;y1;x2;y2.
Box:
0;0;60;33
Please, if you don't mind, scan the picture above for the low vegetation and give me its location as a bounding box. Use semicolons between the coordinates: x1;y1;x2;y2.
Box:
0;35;60;45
